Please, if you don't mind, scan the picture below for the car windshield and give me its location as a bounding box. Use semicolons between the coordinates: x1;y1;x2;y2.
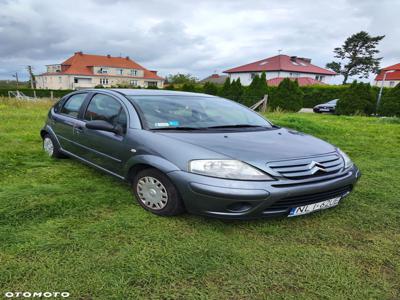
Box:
327;99;338;104
128;95;273;130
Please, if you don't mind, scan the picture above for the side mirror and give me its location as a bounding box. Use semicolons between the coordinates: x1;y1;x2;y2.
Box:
86;120;118;133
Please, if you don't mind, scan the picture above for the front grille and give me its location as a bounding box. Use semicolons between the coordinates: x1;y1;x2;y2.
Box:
267;153;344;180
267;185;352;211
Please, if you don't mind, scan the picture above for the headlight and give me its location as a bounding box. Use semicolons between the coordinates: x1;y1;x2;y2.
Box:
337;148;353;169
188;159;274;181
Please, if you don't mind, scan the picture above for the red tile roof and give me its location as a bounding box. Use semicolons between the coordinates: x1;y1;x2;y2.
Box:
267;77;327;87
375;63;400;81
224;55;336;76
41;52;163;80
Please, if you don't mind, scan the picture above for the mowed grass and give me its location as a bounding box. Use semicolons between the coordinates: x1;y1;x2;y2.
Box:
0;98;399;299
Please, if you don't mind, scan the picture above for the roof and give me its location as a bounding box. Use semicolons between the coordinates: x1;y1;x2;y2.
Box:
267;77;327;87
199;74;228;85
111;89;214;97
224;55;336;76
39;52;163;80
375;63;400;81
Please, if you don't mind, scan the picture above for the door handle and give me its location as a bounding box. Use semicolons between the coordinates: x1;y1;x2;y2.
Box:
74;126;84;134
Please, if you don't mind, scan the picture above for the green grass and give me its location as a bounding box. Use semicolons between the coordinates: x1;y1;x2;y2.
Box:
0;98;399;299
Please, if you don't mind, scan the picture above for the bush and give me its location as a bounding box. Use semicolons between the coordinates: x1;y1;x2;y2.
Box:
203;82;219;95
270;78;303;111
336;81;374;115
378;83;400;117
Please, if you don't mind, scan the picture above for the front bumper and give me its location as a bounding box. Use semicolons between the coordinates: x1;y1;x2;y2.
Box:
168;165;361;219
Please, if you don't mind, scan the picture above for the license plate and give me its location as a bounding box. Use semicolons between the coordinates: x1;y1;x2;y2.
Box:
320;108;330;111
288;197;341;217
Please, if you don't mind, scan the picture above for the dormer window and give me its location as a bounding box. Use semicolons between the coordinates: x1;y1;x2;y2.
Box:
98;68;108;74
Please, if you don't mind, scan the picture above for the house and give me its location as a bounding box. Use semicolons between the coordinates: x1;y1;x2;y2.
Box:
199;73;229;85
374;63;400;87
223;54;336;86
36;52;164;90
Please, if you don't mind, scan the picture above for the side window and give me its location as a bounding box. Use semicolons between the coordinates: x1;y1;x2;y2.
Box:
60;93;87;117
84;94;127;133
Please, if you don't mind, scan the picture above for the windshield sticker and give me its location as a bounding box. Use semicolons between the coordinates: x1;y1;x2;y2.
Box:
168;121;180;126
155;122;170;127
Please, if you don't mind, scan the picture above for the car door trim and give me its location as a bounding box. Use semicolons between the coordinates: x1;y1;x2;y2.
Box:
58;135;122;163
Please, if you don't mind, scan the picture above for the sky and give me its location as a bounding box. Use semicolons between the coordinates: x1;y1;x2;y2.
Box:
0;0;398;83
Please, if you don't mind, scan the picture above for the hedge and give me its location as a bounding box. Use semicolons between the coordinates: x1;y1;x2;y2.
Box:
0;88;73;98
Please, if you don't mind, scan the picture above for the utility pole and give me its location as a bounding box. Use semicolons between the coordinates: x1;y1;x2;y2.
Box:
27;65;35;89
12;72;19;89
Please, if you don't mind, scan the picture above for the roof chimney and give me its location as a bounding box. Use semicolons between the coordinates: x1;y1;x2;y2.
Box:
126;56;130;60
107;54;111;58
75;51;83;55
299;57;312;63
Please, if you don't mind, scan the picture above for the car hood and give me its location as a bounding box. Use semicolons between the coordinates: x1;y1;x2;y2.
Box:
158;128;336;170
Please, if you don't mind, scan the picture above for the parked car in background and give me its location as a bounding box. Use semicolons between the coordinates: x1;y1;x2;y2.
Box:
313;99;339;113
41;89;360;219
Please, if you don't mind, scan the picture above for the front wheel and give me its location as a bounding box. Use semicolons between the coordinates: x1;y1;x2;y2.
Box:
132;168;185;216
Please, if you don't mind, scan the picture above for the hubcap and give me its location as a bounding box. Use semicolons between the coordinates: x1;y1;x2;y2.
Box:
43;137;54;156
136;176;168;210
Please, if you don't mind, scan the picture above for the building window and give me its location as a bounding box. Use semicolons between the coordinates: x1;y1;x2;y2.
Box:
130;80;138;86
250;73;257;79
290;72;300;78
100;78;109;85
389;81;395;87
315;75;325;81
130;69;138;76
119;69;123;75
58;77;62;83
146;81;157;87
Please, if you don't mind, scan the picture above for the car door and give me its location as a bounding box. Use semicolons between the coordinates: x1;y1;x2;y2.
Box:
51;92;88;153
75;93;130;175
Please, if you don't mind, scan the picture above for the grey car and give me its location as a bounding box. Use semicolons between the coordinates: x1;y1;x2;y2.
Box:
313;99;339;113
41;89;360;219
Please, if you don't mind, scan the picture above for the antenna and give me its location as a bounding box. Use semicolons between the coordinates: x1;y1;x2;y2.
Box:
278;49;282;55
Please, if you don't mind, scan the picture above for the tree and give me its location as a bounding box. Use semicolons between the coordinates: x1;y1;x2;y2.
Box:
336;81;374;115
166;73;198;85
219;77;232;99
203;82;219;95
378;83;400;117
270;78;303;111
326;31;385;84
230;78;244;102
242;72;269;106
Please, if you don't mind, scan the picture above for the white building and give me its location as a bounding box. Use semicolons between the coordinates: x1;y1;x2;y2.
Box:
374;63;400;87
223;55;336;86
36;52;164;90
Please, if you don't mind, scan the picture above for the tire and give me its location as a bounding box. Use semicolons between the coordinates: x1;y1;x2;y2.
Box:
132;168;185;216
42;134;65;158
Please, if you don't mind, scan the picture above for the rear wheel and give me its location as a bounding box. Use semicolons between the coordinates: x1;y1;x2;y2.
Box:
43;134;65;158
132;168;185;216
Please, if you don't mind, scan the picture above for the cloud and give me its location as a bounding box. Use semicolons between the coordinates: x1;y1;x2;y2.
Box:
0;0;398;82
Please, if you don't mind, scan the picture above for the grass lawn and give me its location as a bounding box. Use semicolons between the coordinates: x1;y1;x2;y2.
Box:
0;98;399;299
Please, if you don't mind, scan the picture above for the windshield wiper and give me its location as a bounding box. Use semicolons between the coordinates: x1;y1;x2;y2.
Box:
150;126;201;131
206;124;268;129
